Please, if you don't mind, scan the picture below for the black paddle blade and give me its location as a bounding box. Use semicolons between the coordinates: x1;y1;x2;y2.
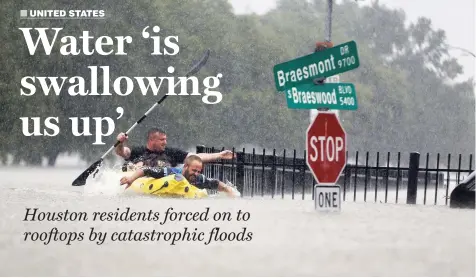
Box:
186;49;210;77
72;159;103;186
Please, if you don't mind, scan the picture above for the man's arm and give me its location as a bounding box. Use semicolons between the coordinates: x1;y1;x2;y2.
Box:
120;166;169;187
194;175;239;197
115;132;131;159
120;168;145;187
187;150;236;163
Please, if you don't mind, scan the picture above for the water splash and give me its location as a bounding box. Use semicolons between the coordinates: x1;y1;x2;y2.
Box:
82;165;127;197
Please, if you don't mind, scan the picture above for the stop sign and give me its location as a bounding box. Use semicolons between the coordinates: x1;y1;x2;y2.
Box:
306;111;347;185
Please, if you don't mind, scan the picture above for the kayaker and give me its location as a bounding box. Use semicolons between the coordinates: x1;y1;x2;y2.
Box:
115;128;238;197
120;154;239;197
114;128;235;169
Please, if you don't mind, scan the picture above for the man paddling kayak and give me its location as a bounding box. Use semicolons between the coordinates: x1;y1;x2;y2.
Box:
115;128;234;169
115;128;239;197
120;155;239;197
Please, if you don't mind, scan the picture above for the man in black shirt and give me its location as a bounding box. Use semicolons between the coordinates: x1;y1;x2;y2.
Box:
115;128;235;168
114;127;239;196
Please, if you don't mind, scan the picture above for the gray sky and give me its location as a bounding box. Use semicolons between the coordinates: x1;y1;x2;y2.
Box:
229;0;475;83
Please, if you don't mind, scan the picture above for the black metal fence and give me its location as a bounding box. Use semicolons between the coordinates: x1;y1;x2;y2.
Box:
196;146;474;206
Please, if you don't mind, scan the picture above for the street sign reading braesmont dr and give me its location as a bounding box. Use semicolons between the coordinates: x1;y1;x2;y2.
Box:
273;41;360;92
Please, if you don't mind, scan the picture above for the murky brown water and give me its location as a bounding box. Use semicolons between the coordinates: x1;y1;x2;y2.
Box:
0;167;474;276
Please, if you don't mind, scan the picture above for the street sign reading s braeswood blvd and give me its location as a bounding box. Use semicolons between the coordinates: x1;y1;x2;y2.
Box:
273;41;360;92
286;83;357;110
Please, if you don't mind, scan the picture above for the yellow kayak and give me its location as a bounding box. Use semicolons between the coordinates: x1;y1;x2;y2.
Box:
125;173;209;199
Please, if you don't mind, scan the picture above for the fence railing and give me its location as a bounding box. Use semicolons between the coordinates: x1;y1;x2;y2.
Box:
196;146;474;206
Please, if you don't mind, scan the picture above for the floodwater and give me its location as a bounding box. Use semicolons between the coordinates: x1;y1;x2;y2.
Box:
0;166;474;276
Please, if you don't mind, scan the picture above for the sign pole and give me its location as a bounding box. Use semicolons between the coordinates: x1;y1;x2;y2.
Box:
272;0;359;213
325;0;333;42
310;0;334;123
316;2;340;212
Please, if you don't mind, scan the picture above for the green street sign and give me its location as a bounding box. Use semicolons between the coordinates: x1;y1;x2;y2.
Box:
286;83;358;110
273;41;360;92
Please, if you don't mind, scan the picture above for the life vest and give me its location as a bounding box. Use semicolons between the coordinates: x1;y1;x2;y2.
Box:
126;173;208;199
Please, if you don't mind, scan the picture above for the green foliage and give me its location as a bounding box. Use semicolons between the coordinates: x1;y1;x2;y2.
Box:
1;0;474;165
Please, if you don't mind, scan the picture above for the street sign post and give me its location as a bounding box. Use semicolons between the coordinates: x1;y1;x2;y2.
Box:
286;83;358;110
306;111;347;185
310;74;340;123
273;41;360;92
